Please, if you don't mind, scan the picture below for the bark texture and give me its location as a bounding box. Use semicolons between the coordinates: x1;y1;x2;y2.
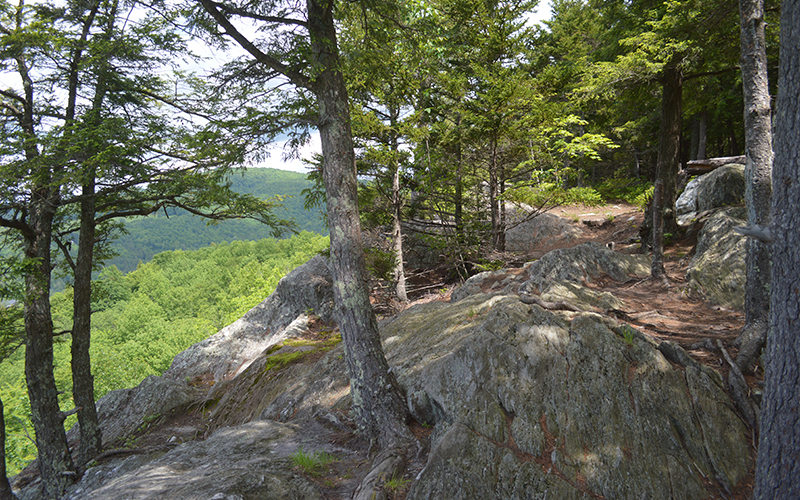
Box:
307;0;411;449
656;63;683;235
392;162;408;302
24;192;76;499
735;0;773;374
651;179;665;278
72;179;102;468
754;2;800;495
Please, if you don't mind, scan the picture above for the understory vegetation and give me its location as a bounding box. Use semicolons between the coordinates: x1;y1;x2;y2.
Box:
0;232;329;475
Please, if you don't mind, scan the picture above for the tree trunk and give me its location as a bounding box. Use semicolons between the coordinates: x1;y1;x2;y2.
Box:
388;110;408;303
1;397;18;500
391;162;408;303
651;179;666;279
753;2;800;496
697;109;708;160
656;63;683;236
24;192;76;499
454;114;463;238
307;0;411;450
489;136;503;251
734;0;773;374
71;178;102;469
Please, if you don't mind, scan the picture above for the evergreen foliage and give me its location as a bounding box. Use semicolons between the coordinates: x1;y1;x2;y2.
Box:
0;231;329;476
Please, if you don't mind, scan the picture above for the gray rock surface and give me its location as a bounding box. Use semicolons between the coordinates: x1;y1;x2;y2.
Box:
64;421;324;500
381;294;750;499
520;242;650;295
677;164;745;225
81;375;201;449
686;207;747;309
676;175;703;225
15;239;750;499
163;255;334;383
505;212;584;252
451;243;650;308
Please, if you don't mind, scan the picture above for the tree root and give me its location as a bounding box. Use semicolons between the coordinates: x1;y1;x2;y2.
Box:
733;320;767;374
717;340;759;440
351;448;406;500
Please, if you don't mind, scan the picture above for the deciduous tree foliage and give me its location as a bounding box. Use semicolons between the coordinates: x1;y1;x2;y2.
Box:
754;0;800;495
1;0;294;494
583;0;741;236
339;0;418;301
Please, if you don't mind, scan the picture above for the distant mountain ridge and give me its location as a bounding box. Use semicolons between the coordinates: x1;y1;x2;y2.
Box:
108;168;325;274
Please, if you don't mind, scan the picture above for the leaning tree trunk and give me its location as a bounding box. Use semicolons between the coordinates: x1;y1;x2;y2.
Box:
391;160;408;303
388;111;408;303
655;63;683;236
1;397;18;500
735;0;773;374
307;0;412;450
24;192;76;499
753;2;800;496
71;177;103;469
489;135;504;251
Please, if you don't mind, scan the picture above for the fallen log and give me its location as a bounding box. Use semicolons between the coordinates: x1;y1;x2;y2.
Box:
685;155;746;175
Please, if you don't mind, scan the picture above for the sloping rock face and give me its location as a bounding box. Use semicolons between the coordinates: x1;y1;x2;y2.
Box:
382;294;750;499
16;243;751;499
163;255;335;383
686;207;747;309
70;375;201;449
677;164;745;225
505;213;583;252
66;421;324;500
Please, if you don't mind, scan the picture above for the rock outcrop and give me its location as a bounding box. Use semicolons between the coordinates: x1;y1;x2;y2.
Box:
13;230;752;499
505;212;583;252
66;421;327;500
383;294;749;499
677;164;745;225
686;207;747;309
163;255;335;383
71;375;201;450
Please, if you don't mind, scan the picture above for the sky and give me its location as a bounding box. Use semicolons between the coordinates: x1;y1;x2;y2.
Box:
265;0;554;173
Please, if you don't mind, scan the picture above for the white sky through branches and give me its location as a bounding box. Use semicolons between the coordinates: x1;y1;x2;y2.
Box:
269;0;554;173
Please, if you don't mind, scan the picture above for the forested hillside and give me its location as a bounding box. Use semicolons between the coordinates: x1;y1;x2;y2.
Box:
0;232;329;475
109;168;326;274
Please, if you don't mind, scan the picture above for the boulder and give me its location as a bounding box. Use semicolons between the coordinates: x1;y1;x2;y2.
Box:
676;176;703;225
83;375;201;449
686;207;747;309
64;421;325;500
163;255;335;383
451;243;649;311
381;294;750;499
505;212;583;253
520;242;650;294
677;164;745;226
